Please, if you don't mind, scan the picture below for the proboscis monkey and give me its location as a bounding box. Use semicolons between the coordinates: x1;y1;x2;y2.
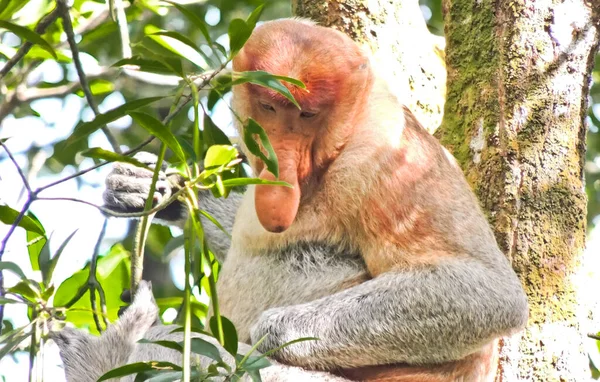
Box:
97;19;528;381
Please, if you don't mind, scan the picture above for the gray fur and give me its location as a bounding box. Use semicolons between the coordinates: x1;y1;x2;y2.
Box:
102;148;528;374
51;281;348;381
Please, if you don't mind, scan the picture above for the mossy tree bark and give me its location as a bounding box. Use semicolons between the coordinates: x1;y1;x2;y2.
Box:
294;0;600;379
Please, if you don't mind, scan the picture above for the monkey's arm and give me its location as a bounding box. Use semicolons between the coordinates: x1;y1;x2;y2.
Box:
250;254;528;369
103;152;242;260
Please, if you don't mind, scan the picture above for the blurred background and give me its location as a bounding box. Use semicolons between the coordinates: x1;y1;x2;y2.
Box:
0;0;598;380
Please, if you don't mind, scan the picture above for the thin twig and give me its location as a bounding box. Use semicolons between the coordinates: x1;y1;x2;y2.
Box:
589;333;600;341
0;141;32;193
0;7;61;80
57;0;121;154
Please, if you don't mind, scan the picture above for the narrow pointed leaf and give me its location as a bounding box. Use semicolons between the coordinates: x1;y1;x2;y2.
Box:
0;261;26;279
163;0;211;44
81;148;152;170
43;229;78;286
130;112;186;162
231;71;304;108
246;4;265;30
243;118;279;178
0;20;57;59
112;57;180;75
98;362;182;381
0;205;45;235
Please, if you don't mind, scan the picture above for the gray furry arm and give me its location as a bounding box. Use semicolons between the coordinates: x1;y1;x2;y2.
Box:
250;256;528;369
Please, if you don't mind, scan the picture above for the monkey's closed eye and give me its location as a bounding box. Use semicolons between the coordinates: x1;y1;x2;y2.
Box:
260;102;275;112
300;111;317;119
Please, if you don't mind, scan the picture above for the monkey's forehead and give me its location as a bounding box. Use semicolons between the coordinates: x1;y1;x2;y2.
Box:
233;19;369;107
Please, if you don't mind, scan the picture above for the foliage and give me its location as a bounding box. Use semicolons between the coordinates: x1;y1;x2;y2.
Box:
0;0;306;380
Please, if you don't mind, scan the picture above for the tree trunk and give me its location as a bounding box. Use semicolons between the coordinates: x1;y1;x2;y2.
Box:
294;0;600;379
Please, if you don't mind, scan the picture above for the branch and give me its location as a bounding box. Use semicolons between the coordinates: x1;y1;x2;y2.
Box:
0;7;61;80
0;69;116;124
57;0;122;154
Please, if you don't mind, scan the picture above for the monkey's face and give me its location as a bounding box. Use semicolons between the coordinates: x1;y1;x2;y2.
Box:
232;19;373;233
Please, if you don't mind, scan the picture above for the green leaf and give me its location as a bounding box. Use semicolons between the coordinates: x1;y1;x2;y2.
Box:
26;212;47;272
228;19;252;57
97;362;182;381
8;281;41;302
139;339;182;352
148;30;207;68
26;45;71;62
242;118;279;178
198;210;231;239
221;178;291;188
0;297;24;304
0;0;29;20
135;370;185;382
203;114;232;147
243;356;271;372
0;261;26;279
231;71;304;108
80;148;151;170
0;331;30;360
0;205;45;235
204;145;238;170
0;20;57;59
189;337;223;362
210;315;237;356
130;112;186;162
75;79;114;97
112;56;179;75
162;0;211;44
43;229;78;286
66;97;163;145
246;4;265;30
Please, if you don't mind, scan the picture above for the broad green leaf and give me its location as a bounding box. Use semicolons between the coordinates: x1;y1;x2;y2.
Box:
54;244;129;333
8;281;41;302
231;71;304;108
26;46;71;62
0;20;57;59
80;148;151;170
135;370;185;382
112;56;180;75
188;337;223;362
43;229;78;286
210;315;237;356
0;205;45;235
66;97;163;145
243;118;279;178
203;114;232;147
130;112;186;162
136;40;184;76
163;0;211;44
204;145;238;170
246;4;265;30
26;212;47;272
221;178;291;188
228;19;252;57
75;79;114;97
0;261;26;279
98;362;182;381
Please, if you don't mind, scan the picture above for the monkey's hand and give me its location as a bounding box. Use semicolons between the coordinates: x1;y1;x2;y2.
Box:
103;152;187;225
